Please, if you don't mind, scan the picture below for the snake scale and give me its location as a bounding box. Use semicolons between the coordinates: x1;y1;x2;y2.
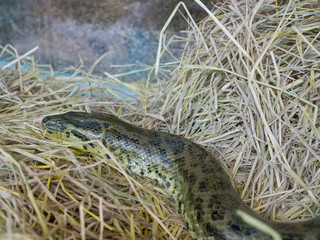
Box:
42;112;320;240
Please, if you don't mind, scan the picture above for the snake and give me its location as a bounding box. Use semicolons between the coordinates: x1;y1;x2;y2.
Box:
42;111;320;240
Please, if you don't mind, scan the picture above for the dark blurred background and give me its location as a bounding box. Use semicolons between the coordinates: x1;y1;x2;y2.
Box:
0;0;213;78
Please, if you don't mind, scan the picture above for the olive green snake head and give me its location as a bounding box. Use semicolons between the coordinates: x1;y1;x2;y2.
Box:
42;112;320;240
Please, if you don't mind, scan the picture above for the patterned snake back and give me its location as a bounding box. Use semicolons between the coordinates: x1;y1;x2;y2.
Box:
42;112;320;240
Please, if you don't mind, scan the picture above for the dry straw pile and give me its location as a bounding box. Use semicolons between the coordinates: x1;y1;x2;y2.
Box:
1;0;320;239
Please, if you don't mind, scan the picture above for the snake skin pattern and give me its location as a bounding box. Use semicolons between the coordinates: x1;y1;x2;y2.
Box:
42;112;320;240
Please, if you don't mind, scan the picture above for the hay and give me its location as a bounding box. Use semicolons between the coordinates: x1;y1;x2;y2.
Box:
1;0;320;239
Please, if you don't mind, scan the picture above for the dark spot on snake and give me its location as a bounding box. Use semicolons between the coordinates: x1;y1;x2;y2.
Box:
210;194;225;221
104;136;114;145
174;156;185;164
211;208;221;221
117;135;122;141
199;181;207;191
71;129;90;142
195;198;205;222
202;164;214;174
124;138;130;147
110;145;117;152
187;192;195;204
208;195;216;209
214;164;223;172
159;149;169;164
148;139;161;147
66;131;70;138
131;139;141;150
89;143;95;148
205;223;226;239
182;169;188;178
150;131;159;138
195;197;203;211
103;123;111;129
83;145;88;150
197;210;202;221
74;121;102;136
146;148;152;157
164;136;185;154
230;222;257;236
166;182;171;188
189;173;196;184
205;223;215;234
192;162;198;168
197;154;206;161
244;226;257;236
231;224;241;232
187;144;193;154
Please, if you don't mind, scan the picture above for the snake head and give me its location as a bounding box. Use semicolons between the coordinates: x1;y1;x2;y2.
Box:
42;112;112;150
42;111;151;157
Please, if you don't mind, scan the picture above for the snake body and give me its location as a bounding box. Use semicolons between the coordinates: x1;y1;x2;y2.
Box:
42;112;320;240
